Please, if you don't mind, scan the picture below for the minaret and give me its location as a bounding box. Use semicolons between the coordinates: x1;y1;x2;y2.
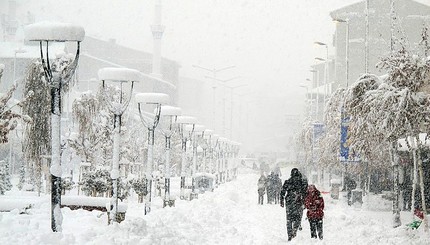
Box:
151;0;165;78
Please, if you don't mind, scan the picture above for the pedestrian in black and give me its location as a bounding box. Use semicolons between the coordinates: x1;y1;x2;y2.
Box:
297;172;308;230
273;173;282;204
267;171;275;204
257;173;267;205
344;174;356;205
280;168;308;241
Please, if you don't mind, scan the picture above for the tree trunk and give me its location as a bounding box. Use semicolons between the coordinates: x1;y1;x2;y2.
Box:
412;147;418;219
418;155;429;232
390;142;401;228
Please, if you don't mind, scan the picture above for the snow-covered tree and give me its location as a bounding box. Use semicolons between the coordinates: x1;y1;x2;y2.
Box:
22;61;51;194
343;37;430;228
0;64;32;144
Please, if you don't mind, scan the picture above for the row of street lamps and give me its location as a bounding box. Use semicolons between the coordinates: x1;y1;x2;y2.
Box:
24;21;242;231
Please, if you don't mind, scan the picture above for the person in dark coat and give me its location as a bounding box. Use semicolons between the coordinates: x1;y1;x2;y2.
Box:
257;174;267;205
273;173;282;204
344;174;357;205
305;184;324;240
267;171;275;204
280;168;308;241
297;172;308;230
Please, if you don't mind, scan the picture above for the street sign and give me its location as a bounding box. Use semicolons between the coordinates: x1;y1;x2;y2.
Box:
340;116;350;162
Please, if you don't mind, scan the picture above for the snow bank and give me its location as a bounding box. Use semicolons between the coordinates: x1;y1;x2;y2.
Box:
135;93;169;104
24;21;85;42
98;67;144;82
61;196;127;213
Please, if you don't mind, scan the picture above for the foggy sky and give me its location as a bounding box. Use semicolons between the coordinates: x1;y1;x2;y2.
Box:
20;0;380;153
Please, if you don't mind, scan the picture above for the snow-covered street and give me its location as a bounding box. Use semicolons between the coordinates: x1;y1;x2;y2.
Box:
0;168;428;245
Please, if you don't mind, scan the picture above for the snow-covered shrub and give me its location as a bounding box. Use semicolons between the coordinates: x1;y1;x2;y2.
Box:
80;169;111;197
61;177;75;194
130;177;147;203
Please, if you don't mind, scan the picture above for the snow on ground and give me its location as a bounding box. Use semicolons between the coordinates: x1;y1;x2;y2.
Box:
0;168;429;245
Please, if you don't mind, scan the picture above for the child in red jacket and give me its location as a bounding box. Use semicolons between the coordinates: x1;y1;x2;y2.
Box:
305;184;324;240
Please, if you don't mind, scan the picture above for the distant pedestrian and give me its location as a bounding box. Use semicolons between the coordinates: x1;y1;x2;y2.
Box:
305;184;324;240
267;171;275;204
257;174;267;205
344;174;356;205
280;168;308;241
273;173;282;204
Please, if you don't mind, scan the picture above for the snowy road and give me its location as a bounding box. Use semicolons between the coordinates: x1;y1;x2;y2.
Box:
0;169;428;244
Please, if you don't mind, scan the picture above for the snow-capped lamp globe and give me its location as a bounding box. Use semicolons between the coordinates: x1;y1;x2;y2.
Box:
135;92;170;215
24;21;85;233
97;67;143;224
158;105;182;207
175;115;197;199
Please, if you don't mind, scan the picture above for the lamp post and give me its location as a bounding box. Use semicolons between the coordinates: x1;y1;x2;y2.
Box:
299;84;311;119
201;129;213;173
13;47;26;83
205;76;240;136
211;134;220;185
176;115;197;199
226;84;247;139
315;41;329;107
333;18;349;88
135;92;169;215
185;124;205;199
192;65;236;132
158;105;181;207
309;69;319;121
98;67;141;223
24;21;84;232
218;137;228;183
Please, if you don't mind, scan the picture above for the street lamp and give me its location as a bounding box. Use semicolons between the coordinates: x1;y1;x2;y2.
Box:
202;129;213;173
135;92;170;215
333;18;350;88
205;76;241;136
192;64;236;132
226;84;247;139
13;47;27;83
310;69;319;122
158;105;181;207
176;115;197;199
185;124;205;199
24;21;84;232
98;67;142;223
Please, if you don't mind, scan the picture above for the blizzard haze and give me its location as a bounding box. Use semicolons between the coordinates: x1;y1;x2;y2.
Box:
15;0;362;153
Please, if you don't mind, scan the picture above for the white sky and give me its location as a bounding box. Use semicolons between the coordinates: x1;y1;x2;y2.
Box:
26;0;428;152
23;0;360;97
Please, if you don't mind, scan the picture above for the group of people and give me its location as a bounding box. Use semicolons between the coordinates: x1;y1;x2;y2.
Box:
259;168;325;241
257;171;282;205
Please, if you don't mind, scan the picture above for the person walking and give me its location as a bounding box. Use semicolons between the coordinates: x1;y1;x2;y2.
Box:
280;168;308;241
257;173;267;205
273;173;282;204
305;184;324;240
297;172;308;230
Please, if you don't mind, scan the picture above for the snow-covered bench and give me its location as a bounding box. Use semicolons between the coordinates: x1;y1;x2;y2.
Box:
61;196;127;223
0;199;34;214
